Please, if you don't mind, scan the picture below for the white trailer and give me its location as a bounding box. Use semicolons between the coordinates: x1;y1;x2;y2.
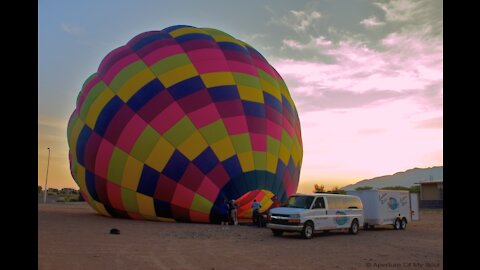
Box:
346;190;418;230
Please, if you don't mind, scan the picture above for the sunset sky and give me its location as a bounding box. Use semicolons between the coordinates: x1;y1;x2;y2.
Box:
38;0;443;193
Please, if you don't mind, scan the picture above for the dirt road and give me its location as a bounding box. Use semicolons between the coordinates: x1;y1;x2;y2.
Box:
38;203;442;270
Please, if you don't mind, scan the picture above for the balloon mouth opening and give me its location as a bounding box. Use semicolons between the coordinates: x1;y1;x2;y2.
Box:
234;189;279;218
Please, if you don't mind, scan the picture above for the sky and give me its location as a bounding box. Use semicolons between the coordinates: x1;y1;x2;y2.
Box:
38;0;443;193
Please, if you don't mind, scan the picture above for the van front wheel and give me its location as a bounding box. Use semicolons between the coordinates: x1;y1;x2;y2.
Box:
302;221;314;239
349;219;359;235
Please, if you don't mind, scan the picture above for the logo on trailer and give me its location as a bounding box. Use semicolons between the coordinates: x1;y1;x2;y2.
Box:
335;211;348;225
388;197;398;210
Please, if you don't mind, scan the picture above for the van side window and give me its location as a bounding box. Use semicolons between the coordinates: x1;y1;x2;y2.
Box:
312;197;325;209
344;197;363;209
327;197;342;209
326;197;334;209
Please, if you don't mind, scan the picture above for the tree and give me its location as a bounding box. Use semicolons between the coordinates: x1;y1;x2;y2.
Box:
409;185;420;193
355;186;373;191
38;186;42;193
330;186;346;194
314;184;325;193
381;185;420;193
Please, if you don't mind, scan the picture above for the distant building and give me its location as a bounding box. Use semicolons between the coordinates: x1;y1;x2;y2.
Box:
415;179;443;208
61;188;76;194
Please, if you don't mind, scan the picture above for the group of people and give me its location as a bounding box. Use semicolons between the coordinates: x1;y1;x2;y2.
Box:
220;198;239;227
219;196;280;227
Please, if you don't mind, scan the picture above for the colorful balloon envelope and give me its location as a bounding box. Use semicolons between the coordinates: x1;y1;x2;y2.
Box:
67;25;303;223
235;189;279;219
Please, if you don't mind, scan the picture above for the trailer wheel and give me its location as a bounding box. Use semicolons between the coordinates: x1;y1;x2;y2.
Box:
349;219;359;235
393;218;401;230
272;229;283;236
302;221;314;239
400;218;407;230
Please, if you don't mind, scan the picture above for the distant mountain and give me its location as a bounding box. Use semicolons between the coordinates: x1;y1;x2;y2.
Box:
341;166;443;190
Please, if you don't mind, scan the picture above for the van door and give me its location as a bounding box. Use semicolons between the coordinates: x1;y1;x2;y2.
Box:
326;196;348;229
311;197;328;230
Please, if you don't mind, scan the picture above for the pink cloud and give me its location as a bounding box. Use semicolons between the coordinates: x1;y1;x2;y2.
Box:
273;30;443;191
375;0;424;22
268;6;322;33
282;39;307;50
275;33;442;95
360;16;385;27
287;10;322;32
313;36;332;47
282;35;332;51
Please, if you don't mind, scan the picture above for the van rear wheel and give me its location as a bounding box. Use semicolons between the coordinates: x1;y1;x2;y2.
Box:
272;229;283;236
302;221;314;239
400;218;407;230
349;219;359;235
393;218;401;230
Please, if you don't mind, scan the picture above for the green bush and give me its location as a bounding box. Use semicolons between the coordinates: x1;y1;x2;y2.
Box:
355;186;373;190
380;185;420;193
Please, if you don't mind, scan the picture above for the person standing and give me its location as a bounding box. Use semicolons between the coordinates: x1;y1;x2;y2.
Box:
220;199;230;228
229;199;239;225
251;199;261;225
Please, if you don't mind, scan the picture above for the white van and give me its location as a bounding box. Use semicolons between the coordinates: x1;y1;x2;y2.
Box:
346;190;419;230
266;193;364;239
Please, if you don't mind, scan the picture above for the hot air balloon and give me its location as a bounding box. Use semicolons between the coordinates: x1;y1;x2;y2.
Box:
67;25;303;223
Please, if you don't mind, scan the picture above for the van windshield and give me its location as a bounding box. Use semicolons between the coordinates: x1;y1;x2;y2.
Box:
285;196;314;209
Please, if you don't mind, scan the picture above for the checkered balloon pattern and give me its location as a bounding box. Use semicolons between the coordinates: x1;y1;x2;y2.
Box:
67;25;303;223
235;189;278;219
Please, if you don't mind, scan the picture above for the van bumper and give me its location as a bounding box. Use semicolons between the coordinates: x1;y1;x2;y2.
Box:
266;223;304;231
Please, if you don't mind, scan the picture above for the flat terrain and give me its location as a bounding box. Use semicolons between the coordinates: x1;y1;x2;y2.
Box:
38;203;442;270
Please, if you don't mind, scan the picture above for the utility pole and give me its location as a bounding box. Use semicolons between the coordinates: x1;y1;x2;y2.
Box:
43;147;51;204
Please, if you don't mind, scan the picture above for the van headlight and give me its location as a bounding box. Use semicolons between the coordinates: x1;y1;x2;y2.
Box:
288;214;301;224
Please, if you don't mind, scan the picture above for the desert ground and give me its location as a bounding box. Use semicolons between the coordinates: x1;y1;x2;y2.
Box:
38;202;442;270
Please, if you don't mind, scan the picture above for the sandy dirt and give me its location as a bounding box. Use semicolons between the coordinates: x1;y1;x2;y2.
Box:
38;203;442;270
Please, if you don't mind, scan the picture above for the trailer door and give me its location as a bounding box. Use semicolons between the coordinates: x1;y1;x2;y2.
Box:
410;193;420;221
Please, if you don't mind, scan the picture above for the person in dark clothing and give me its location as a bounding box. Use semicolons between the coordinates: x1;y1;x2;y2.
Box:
251;199;261;225
219;199;230;227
